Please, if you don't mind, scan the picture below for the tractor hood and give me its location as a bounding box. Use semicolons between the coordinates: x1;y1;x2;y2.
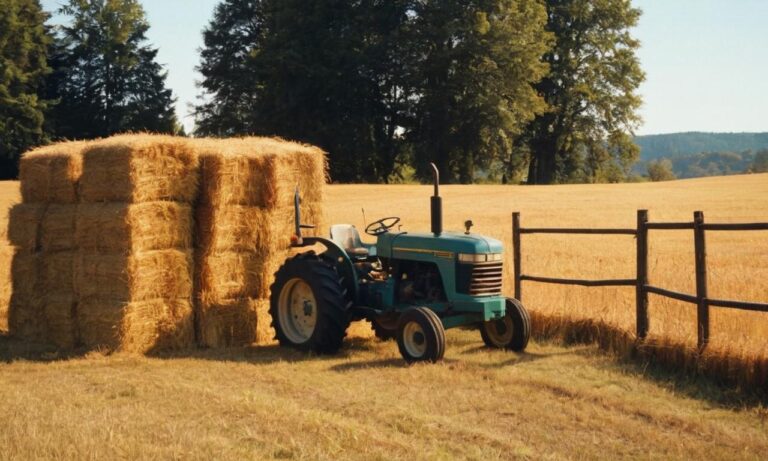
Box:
376;231;503;260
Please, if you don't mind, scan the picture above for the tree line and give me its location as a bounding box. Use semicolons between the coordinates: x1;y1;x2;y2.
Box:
644;149;768;182
1;0;644;184
635;132;768;161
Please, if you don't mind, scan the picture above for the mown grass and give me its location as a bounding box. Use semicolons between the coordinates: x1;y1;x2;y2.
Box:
1;325;767;460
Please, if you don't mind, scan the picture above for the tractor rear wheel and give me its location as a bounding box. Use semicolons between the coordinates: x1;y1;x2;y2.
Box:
397;307;445;363
480;298;530;351
370;313;399;341
270;252;350;353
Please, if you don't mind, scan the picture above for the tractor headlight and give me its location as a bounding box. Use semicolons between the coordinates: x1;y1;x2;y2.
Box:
458;253;502;263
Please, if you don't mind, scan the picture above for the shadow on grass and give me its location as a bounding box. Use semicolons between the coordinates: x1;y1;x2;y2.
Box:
0;333;89;363
0;329;386;366
145;334;388;366
329;357;406;371
530;312;768;408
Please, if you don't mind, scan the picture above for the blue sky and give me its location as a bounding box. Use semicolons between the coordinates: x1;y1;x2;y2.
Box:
41;0;768;136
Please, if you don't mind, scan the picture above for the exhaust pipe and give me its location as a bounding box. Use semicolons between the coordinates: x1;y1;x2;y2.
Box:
430;163;442;236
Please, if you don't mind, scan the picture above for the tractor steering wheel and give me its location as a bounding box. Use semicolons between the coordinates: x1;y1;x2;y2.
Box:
365;217;401;236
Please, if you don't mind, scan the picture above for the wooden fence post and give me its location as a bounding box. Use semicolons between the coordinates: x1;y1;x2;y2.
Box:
694;210;709;350
513;212;522;301
636;210;649;340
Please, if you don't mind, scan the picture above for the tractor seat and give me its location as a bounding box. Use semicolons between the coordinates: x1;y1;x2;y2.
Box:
329;224;371;258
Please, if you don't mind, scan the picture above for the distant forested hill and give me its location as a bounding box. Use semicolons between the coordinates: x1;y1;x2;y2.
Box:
633;132;768;179
635;132;768;160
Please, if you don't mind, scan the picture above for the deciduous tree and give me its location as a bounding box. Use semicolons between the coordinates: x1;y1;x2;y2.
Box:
407;0;551;183
521;0;645;184
647;158;676;182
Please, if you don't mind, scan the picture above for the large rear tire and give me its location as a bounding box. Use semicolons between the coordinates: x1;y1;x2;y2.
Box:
270;252;350;353
480;298;530;352
397;307;445;363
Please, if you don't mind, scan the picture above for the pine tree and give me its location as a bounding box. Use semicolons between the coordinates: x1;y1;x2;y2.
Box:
406;0;551;183
0;0;51;178
196;0;411;182
48;0;178;139
521;0;645;184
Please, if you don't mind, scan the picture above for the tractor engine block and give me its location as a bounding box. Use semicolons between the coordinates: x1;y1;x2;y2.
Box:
396;261;446;304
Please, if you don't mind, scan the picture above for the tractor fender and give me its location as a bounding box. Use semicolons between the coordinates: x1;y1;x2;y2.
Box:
301;237;359;303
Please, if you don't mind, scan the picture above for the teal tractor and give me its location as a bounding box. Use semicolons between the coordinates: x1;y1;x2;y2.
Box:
270;163;530;362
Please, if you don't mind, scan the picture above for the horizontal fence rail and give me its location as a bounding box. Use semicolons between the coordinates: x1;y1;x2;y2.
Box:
512;210;768;351
644;285;699;305
520;275;636;287
703;223;768;231
520;227;636;235
645;222;693;230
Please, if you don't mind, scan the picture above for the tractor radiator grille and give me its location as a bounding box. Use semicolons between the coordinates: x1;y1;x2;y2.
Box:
469;261;503;296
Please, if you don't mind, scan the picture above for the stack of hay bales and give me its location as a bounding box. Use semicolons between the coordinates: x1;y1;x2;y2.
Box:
5;134;327;351
7;141;86;346
192;138;326;347
75;135;198;352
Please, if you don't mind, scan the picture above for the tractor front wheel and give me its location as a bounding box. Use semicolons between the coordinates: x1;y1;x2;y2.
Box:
397;307;445;363
270;252;350;353
480;298;530;351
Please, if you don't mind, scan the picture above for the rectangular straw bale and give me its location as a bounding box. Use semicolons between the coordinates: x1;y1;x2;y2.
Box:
77;298;122;349
196;252;269;304
8;294;46;342
8;204;80;252
196;201;325;253
11;251;39;300
41;204;78;251
79;134;198;203
44;295;77;349
19;141;87;204
7;204;44;250
194;137;326;207
197;148;273;207
121;298;195;352
75;250;193;302
195;205;282;253
41;251;76;296
76;202;193;252
197;298;260;347
78;298;194;352
253;299;273;345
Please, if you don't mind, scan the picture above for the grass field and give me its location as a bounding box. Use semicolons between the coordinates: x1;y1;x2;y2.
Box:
1;176;768;459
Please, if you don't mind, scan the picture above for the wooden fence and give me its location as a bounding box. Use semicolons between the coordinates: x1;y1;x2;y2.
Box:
512;210;768;350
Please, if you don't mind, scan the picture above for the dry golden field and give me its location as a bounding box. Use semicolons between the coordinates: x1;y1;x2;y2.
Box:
1;176;768;460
